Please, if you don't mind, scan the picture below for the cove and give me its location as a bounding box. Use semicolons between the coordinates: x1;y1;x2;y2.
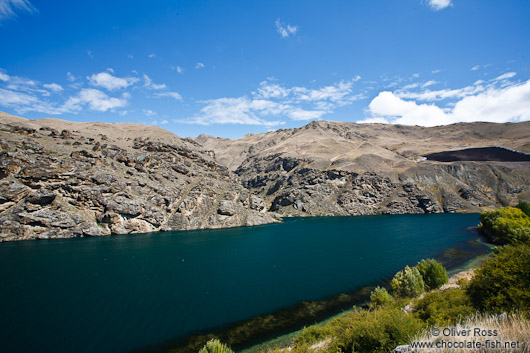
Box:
0;213;489;353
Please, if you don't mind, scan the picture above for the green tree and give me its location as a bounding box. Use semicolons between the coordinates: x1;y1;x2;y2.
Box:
370;286;392;308
518;200;530;217
391;265;425;298
416;259;448;290
198;339;234;353
467;244;530;315
478;207;530;244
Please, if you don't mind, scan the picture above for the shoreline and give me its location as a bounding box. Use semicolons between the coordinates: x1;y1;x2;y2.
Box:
139;224;491;353
240;245;492;353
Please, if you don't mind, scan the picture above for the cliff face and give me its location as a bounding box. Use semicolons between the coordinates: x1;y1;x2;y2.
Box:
1;112;529;242
197;121;530;218
0;113;277;241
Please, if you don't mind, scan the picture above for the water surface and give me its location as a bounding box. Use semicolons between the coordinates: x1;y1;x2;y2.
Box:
0;213;488;353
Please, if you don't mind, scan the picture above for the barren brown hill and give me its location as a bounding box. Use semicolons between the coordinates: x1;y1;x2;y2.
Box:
195;120;530;217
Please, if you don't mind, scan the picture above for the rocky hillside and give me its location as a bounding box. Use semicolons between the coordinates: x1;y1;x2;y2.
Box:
196;120;530;217
0;112;277;241
2;111;529;242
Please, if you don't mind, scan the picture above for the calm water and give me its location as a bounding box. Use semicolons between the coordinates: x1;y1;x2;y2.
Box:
0;213;488;353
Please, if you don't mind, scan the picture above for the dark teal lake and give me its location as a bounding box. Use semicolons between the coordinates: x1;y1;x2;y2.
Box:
0;213;488;353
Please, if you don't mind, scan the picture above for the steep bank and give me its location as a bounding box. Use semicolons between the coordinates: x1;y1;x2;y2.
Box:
0;112;277;241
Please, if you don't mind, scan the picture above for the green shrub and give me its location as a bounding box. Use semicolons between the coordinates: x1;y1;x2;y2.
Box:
391;266;425;298
370;286;392;308
518;200;530;217
416;259;448;290
478;207;530;244
414;289;474;326
198;339;234;353
332;307;424;353
467;244;530;315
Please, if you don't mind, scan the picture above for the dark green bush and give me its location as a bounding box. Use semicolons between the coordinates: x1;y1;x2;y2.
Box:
416;259;448;290
518;200;530;217
391;266;425;298
467;244;530;315
414;289;474;326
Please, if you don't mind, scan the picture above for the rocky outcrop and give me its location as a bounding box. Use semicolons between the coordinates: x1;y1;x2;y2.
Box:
0;114;278;242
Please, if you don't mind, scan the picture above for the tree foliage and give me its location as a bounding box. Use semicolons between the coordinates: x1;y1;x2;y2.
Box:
369;286;392;308
416;259;448;290
467;244;530;315
518;200;530;217
478;207;530;244
391;266;425;298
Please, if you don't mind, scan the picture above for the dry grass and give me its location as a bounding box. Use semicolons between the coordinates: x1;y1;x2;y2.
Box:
410;313;530;352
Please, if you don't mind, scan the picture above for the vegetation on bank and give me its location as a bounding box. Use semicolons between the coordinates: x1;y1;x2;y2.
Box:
198;202;530;353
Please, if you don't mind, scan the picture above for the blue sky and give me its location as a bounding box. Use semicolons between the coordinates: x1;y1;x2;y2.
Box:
0;0;529;138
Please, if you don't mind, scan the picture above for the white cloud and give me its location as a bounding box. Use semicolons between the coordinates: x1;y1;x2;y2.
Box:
471;65;480;71
492;72;516;81
66;72;76;82
0;0;37;23
43;83;63;92
143;109;156;117
86;50;93;59
426;0;452;11
63;88;128;112
143;74;167;90
287;108;327;121
183;97;285;126
154;91;182;100
0;71;9;81
88;71;138;91
171;65;184;73
275;19;298;38
195;62;205;69
422;80;437;88
366;78;530;126
184;77;362;126
432;69;441;74
148;53;156;58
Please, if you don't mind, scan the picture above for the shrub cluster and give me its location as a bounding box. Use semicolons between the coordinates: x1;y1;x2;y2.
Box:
478;206;530;244
467;244;530;315
390;259;448;298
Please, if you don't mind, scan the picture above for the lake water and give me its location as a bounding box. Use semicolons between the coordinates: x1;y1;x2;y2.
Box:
0;213;489;353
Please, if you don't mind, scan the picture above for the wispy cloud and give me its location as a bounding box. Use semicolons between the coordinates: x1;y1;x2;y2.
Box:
0;0;37;24
195;62;205;69
143;74;167;90
63;89;129;112
171;65;184;74
182;77;363;126
275;19;298;38
148;53;156;59
88;70;138;91
43;83;63;92
143;109;156;117
426;0;453;11
154;91;182;101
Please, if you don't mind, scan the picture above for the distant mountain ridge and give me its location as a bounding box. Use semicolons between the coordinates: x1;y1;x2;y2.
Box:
1;111;529;241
